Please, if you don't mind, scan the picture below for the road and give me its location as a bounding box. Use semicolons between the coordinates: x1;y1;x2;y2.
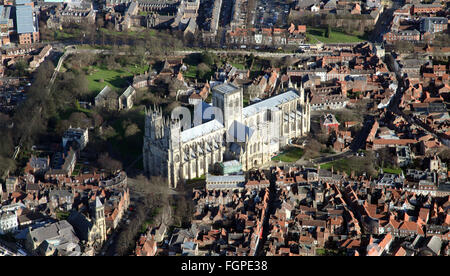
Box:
175;45;359;58
369;7;393;43
368;0;403;43
48;38;362;61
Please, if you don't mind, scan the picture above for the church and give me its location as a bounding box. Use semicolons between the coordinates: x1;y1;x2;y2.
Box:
143;82;311;188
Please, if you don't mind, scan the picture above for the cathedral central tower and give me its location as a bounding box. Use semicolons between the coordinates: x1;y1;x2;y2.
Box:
211;83;243;133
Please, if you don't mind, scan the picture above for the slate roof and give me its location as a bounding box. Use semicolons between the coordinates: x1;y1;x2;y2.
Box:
67;211;94;241
213;83;240;95
0;6;10;25
29;220;79;246
16;0;32;4
206;174;245;183
243;89;299;118
16;5;35;34
96;85;115;100
180;119;224;143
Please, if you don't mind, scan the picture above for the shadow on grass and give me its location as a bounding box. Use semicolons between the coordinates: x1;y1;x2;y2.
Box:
308;29;324;36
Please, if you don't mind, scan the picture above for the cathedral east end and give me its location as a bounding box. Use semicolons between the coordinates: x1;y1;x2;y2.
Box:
143;82;311;188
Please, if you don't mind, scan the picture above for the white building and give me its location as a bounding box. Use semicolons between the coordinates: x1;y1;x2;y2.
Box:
62;127;89;150
0;211;18;234
143;83;310;188
205;174;245;191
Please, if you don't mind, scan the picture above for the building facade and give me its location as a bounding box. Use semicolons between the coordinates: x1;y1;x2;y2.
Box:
143;83;310;188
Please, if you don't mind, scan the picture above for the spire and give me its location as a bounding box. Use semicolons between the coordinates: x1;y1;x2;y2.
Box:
95;197;103;208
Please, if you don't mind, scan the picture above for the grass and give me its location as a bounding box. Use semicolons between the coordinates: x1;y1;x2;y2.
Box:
72;164;82;176
54;30;78;40
320;158;354;175
382;167;403;175
183;65;198;79
75;101;93;114
184;175;207;190
272;147;304;162
85;64;149;95
320;156;376;177
76;44;113;50
231;63;246;70
56;210;71;221
140;219;153;232
243;97;249;107
306;27;366;44
99;28;156;39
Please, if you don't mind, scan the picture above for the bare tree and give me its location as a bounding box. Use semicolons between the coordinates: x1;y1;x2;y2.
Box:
98;153;123;174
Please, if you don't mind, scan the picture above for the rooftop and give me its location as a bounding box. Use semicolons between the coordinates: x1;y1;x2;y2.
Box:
212;83;240;95
181;119;224;143
206;174;245;183
16;0;32;4
15;5;35;34
243;89;299;118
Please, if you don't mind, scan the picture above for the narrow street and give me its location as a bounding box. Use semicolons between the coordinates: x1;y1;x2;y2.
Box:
368;0;403;43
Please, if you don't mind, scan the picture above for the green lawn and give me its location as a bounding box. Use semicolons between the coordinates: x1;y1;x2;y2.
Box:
56;210;70;220
183;65;198;79
54;30;78;40
85;64;149;95
306;27;366;44
382;167;403;175
320;156;376;177
231;63;246;70
320;158;354;174
272;147;304;162
243;97;250;107
99;28;156;39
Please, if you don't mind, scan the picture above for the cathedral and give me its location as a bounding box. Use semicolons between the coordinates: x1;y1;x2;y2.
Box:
143;82;311;188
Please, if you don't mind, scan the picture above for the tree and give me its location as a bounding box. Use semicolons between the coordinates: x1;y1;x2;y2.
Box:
0;154;15;179
100;125;117;141
68;112;90;129
14;58;28;77
168;79;186;98
125;123;140;137
376;148;397;169
90;112;104;128
197;63;211;81
325;25;331;38
104;55;118;70
96;17;105;29
303;138;325;160
55;120;71;136
439;149;450;163
34;60;55;81
201;51;215;66
98;153;123;174
114;175;170;255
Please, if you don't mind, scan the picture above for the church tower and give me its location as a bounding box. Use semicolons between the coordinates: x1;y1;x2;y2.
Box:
299;81;305;106
91;197;106;244
145;105;165;141
143;106;167;177
212;83;243;134
166;118;181;188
